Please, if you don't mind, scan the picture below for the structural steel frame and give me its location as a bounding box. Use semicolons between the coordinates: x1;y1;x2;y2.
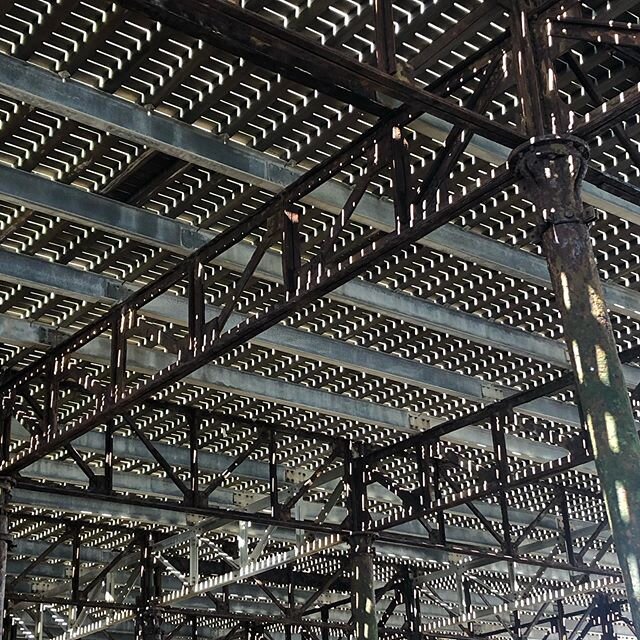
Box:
0;0;640;639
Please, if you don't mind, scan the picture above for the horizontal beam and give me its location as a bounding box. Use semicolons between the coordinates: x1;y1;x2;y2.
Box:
10;419;299;485
23;459;243;506
54;533;343;640
118;0;522;147
0;175;573;368
0;565;517;622
0;249;572;397
0;311;591;469
0;56;637;324
11;483;617;580
14;460;603;542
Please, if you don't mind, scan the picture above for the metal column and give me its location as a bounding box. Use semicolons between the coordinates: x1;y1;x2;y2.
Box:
507;0;640;629
346;440;378;640
136;533;162;640
350;534;378;640
0;479;12;640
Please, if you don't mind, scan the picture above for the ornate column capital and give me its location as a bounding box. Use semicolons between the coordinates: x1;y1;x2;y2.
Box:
509;134;592;226
349;532;377;556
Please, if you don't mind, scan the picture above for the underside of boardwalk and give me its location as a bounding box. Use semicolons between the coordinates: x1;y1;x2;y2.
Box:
0;0;640;638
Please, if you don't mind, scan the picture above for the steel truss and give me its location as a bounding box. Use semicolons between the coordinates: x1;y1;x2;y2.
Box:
1;0;640;639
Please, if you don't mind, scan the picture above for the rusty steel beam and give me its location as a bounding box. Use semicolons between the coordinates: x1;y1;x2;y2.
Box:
0;114;512;475
0;479;12;640
117;0;525;148
572;75;640;141
551;17;640;47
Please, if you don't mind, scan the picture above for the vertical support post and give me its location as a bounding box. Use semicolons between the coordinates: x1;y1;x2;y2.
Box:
492;416;512;555
463;578;473;636
110;311;127;405
432;445;446;544
69;524;81;624
390;125;411;228
189;260;205;354
104;420;114;494
554;600;567;640
105;571;115;603
187;410;202;507
508;0;545;135
372;0;396;75
153;555;162;601
372;0;411;229
43;361;58;434
320;606;330;640
282;204;301;295
0;397;12;465
511;136;640;631
594;594;616;640
0;479;12;640
268;429;279;519
188;533;199;587
238;521;249;567
414;443;430;512
35;604;44;640
285;565;294;640
558;489;576;567
1;612;13;640
508;1;640;630
402;569;420;640
136;532;161;640
492;415;517;597
346;442;377;640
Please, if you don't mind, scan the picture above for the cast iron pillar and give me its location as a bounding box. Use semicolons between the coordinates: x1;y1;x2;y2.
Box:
346;440;378;640
135;533;163;640
0;479;12;640
511;135;640;630
350;534;378;640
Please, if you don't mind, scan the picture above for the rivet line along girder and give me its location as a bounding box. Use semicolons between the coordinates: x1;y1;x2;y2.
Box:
0;54;638;318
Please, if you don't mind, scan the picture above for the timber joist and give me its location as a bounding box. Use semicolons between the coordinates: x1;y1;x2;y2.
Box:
0;0;639;638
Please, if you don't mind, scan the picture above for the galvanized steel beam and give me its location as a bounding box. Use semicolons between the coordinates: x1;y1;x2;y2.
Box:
0;56;637;324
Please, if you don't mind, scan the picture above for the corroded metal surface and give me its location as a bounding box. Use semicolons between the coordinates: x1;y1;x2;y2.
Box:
0;0;638;637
